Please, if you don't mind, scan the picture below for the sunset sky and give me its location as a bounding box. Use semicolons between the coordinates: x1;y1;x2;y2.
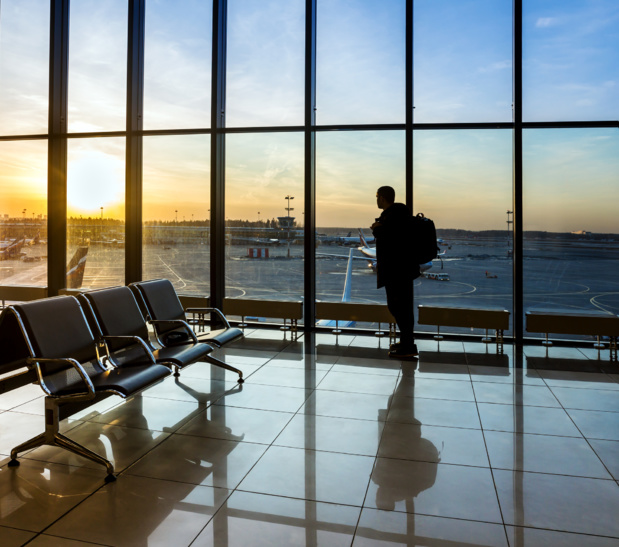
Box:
1;0;617;233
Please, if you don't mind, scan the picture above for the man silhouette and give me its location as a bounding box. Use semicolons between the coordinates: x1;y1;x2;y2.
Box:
371;186;420;358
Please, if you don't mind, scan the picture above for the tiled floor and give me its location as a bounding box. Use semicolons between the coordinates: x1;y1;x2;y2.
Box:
1;332;618;546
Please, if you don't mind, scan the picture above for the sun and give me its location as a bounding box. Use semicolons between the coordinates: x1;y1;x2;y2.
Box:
67;151;124;217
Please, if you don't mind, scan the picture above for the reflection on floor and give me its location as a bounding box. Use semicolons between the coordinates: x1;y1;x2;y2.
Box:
1;331;618;546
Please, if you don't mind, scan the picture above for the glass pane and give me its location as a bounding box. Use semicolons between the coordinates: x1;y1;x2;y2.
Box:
225;133;304;304
0;0;50;136
316;131;405;312
317;0;406;125
144;0;212;130
68;0;127;132
67;138;125;289
523;0;619;122
227;0;305;127
143;135;210;295
523;128;619;340
414;0;513;123
414;130;514;336
0;141;47;286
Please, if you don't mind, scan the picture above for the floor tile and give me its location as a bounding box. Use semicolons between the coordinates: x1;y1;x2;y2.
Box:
0;459;105;532
484;430;612;478
365;459;503;524
550;386;619;412
469;365;545;386
317;371;399;396
473;382;561;407
215;383;312;413
177;406;294;445
393;376;476;402
238;445;375;506
23;422;169;473
477;403;582;437
354;508;508;546
46;474;229;546
0;411;82;457
86;395;203;432
192;490;361;547
412;361;472;381
211;347;273;366
387;396;482;429
0;383;42;411
504;525;619;547
567;408;619;441
300;390;393;421
332;356;401;376
0;526;36;546
126;434;267;489
140;375;241;404
246;365;329;389
589;439;619;480
265;354;334;372
378;422;490;467
180;362;263;382
274;414;383;456
494;469;619;537
538;369;619;390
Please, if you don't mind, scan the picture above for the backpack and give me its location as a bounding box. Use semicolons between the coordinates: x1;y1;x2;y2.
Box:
412;213;439;264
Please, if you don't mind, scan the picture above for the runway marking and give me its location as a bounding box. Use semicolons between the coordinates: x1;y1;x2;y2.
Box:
156;254;187;289
590;293;619;314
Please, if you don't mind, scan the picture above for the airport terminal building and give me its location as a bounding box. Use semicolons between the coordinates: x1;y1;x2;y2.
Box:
1;1;618;545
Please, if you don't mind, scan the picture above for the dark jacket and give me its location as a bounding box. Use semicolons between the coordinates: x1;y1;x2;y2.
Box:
372;203;420;288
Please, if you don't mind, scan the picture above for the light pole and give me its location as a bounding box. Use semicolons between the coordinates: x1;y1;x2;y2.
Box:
100;207;104;220
285;195;294;258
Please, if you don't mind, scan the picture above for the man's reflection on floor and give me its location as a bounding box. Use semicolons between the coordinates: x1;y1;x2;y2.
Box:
373;361;439;516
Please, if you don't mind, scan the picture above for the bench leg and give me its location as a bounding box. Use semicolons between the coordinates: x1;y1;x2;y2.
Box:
206;354;244;384
434;326;443;341
9;397;116;482
481;328;492;344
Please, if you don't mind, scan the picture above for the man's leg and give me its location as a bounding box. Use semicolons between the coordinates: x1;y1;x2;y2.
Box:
385;280;416;353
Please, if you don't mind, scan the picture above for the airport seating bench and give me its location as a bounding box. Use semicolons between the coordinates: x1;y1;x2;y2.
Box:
0;295;171;483
315;302;397;342
526;310;619;361
418;305;510;353
223;298;303;339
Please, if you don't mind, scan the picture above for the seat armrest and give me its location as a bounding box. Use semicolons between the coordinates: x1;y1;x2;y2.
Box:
185;307;232;329
149;319;199;343
101;335;157;365
27;356;96;401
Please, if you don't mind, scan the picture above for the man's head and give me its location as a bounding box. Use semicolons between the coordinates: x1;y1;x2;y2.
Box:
376;186;395;210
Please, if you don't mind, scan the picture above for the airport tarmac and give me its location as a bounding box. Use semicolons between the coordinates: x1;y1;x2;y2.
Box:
3;236;619;342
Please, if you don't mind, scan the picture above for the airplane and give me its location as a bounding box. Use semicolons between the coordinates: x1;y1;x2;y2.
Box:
0;237;25;260
335;231;375;246
357;229;444;274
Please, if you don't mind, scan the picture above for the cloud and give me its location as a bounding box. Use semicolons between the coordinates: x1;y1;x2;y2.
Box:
536;17;558;28
478;60;512;73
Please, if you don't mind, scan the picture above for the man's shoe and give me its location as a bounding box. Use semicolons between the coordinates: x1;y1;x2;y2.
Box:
388;344;418;359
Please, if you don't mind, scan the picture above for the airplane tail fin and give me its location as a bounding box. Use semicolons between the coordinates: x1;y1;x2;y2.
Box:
341;249;354;303
358;228;370;249
66;245;89;289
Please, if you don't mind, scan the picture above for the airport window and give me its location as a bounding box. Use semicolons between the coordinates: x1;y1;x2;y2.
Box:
67;138;126;290
226;0;305;128
0;0;50;136
523;0;619;122
413;0;513;123
316;0;406;125
523;128;619;340
142;135;211;294
315;131;405;307
68;0;127;133
0;141;47;287
225;132;305;303
413;129;514;336
144;0;212;130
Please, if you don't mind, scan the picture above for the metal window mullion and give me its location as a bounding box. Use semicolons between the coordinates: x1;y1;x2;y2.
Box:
210;0;227;311
125;0;145;284
47;0;70;296
304;0;317;330
513;0;523;343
